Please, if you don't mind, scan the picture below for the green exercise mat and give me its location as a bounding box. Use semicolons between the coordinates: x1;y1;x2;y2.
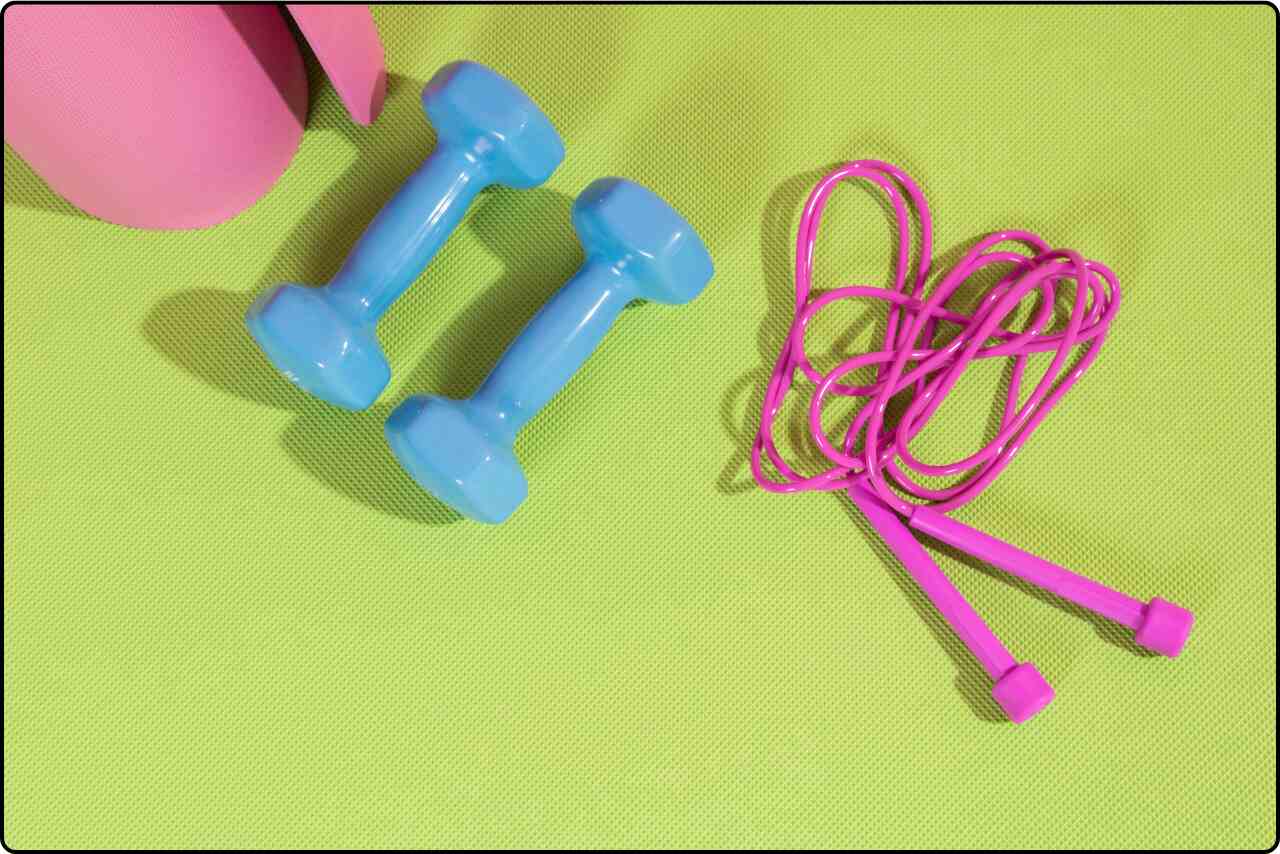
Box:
4;5;1275;848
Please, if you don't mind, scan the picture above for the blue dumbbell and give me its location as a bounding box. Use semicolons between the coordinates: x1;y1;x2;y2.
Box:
385;178;714;523
245;61;564;410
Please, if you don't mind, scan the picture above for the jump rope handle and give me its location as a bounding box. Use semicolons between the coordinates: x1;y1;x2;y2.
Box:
908;508;1195;657
849;481;1054;723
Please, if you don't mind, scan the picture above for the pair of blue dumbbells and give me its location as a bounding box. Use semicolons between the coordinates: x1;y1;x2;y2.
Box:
246;61;714;523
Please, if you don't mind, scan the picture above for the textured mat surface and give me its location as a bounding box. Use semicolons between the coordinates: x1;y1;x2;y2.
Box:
4;6;1275;848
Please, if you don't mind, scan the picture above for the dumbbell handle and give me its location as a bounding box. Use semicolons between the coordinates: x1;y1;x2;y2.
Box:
908;507;1146;627
849;480;1017;680
327;144;484;322
470;261;634;444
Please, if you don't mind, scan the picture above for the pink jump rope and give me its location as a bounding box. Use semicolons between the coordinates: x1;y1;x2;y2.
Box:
752;161;1194;723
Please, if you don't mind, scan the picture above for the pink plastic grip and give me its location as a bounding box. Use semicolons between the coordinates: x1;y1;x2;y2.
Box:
850;482;1054;723
909;507;1194;657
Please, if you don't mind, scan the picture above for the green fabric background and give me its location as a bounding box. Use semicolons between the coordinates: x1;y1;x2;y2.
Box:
4;5;1276;848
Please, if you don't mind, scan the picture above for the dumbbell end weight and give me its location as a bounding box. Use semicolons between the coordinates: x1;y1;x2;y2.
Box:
423;61;565;189
573;177;714;305
245;284;389;410
385;395;527;524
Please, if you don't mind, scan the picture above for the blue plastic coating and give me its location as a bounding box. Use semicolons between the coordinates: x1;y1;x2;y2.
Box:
386;178;715;524
245;60;565;410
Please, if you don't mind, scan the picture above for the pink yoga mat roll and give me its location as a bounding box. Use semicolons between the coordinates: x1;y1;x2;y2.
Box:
3;4;387;230
287;4;386;126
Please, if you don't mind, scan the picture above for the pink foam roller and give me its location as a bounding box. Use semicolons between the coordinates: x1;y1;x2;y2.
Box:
286;4;386;125
3;5;307;229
